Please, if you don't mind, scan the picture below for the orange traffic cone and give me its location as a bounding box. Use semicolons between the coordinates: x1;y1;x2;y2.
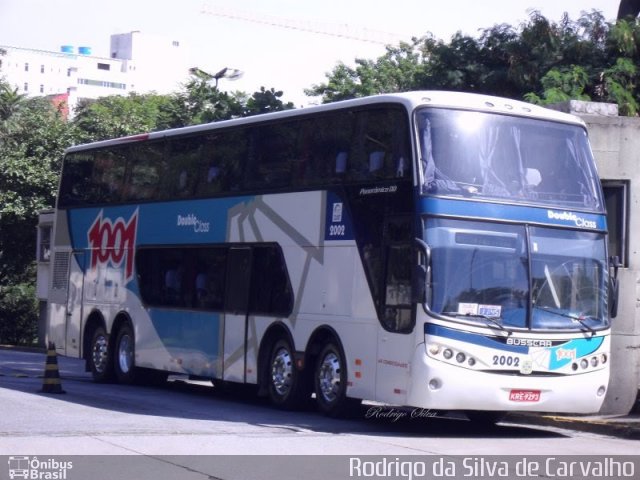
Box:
40;342;66;394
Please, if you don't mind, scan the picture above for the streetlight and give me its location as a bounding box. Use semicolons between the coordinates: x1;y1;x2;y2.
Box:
189;67;243;87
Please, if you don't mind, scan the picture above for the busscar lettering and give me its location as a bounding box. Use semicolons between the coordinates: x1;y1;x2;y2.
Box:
87;209;138;282
506;338;552;347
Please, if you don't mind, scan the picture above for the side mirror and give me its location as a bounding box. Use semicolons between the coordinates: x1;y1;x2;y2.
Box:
608;256;621;319
413;238;431;305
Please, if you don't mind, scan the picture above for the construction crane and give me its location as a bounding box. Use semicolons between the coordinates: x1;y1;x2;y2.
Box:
200;3;408;46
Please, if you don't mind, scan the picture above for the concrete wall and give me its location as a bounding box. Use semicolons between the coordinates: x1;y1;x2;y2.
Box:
578;107;640;414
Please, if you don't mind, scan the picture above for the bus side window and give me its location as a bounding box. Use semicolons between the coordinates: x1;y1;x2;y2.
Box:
92;148;127;202
125;142;164;201
246;124;294;190
194;248;227;310
196;131;246;196
164;138;202;198
351;108;409;181
249;245;293;317
58;152;94;206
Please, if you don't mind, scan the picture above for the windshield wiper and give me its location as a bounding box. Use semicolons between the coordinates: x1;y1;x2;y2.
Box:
442;312;512;335
533;305;597;336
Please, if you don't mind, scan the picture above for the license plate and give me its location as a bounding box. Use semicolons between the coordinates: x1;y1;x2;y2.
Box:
509;389;541;402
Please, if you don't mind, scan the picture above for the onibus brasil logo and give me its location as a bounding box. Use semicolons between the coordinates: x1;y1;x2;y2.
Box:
87;208;139;283
8;456;73;479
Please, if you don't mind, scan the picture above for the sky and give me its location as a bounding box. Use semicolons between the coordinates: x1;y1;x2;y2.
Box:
0;0;620;106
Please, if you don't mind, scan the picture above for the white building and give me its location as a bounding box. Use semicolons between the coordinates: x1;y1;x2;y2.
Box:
0;31;190;115
110;31;189;94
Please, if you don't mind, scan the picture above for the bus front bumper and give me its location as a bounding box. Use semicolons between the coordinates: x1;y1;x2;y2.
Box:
406;344;609;414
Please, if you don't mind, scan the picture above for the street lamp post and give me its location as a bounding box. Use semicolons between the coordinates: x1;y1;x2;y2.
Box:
189;67;243;87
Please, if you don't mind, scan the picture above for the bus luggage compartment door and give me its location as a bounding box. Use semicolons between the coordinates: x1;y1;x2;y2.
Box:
222;247;252;383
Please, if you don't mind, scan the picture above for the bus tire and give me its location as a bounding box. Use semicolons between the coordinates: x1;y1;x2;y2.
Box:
267;338;305;409
314;342;359;417
114;323;137;384
89;326;114;383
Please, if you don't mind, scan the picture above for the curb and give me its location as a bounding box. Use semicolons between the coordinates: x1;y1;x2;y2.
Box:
507;413;640;440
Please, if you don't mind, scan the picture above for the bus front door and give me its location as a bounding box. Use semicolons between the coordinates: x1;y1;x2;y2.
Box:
222;247;252;383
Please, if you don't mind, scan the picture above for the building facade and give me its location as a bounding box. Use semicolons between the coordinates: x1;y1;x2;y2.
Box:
0;31;189;116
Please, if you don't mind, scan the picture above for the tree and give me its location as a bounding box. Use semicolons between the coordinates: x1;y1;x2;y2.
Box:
0;94;78;282
306;40;427;101
243;87;294;116
307;10;640;116
0;84;79;344
73;92;173;142
0;82;26;122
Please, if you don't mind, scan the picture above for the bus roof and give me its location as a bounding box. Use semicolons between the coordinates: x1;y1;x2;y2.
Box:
65;91;585;153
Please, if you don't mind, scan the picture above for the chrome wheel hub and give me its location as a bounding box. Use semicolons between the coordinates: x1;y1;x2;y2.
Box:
318;352;341;402
92;335;109;373
117;333;133;374
271;347;293;396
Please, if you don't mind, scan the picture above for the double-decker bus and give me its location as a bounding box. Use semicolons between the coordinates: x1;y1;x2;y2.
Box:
46;91;615;419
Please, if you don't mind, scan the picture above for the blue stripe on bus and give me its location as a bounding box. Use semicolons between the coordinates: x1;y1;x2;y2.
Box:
548;336;604;369
418;197;607;231
148;308;221;358
67;196;253;250
425;323;605;367
425;323;528;353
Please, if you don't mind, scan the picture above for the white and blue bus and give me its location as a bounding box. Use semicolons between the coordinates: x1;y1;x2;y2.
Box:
47;91;615;419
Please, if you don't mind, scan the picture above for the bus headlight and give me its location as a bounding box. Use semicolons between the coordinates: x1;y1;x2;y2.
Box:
443;349;453;360
455;352;466;363
428;378;442;391
428;344;440;355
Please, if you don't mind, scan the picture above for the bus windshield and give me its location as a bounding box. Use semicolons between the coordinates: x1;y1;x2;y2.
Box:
417;108;604;211
425;218;609;332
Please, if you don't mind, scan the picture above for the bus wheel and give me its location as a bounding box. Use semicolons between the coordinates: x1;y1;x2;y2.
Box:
314;342;359;417
114;323;136;384
268;338;304;409
89;326;114;382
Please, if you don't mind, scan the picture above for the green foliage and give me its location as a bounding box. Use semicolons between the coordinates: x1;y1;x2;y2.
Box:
309;10;640;116
0;94;78;284
73;92;173;141
0;82;25;122
243;87;294;116
525;65;591;105
0;83;79;341
602;58;638;115
0;282;38;345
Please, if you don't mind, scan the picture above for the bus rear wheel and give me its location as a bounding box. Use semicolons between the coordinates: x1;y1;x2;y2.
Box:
267;338;306;409
89;326;114;383
114;323;136;384
314;342;360;417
